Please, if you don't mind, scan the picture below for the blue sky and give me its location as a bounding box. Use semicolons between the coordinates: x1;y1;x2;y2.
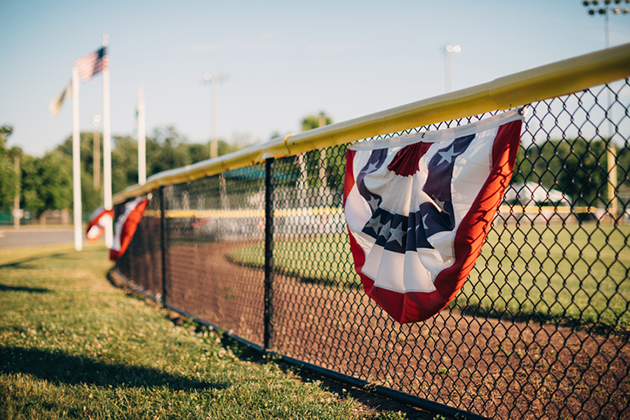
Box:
2;0;630;156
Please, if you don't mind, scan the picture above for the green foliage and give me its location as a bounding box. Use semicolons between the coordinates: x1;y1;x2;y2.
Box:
52;126;251;209
21;151;72;218
513;138;629;206
299;112;349;191
0;125;16;211
301;111;333;132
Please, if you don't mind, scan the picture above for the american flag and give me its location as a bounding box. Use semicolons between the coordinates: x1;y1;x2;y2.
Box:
75;47;108;82
343;110;523;323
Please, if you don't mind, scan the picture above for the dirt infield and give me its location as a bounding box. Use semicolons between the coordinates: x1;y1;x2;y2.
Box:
124;242;630;420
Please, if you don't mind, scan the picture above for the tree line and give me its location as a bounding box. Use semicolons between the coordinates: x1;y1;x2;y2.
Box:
0;125;248;221
0;117;628;222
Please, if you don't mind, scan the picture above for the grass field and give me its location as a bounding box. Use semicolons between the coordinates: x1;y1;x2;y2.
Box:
228;223;630;331
0;243;423;419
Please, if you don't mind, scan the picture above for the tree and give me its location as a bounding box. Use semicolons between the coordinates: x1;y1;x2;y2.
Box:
301;112;332;132
21;151;72;219
0;125;16;211
299;112;347;192
111;135;139;195
512;138;629;207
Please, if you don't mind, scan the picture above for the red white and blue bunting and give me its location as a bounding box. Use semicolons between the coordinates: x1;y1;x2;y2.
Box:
343;110;523;323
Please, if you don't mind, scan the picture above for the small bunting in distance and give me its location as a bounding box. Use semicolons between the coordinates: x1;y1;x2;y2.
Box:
86;207;114;242
110;197;148;261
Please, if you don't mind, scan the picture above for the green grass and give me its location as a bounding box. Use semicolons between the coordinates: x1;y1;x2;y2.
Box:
228;224;630;331
459;223;630;331
0;243;415;419
227;234;360;289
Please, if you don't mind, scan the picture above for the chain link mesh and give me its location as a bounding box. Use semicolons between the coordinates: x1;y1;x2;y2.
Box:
115;80;630;420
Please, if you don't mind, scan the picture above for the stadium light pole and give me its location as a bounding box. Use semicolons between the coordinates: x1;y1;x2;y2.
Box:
582;0;629;219
443;45;461;93
202;73;227;159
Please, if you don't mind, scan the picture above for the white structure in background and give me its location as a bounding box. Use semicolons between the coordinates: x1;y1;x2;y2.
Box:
504;183;572;207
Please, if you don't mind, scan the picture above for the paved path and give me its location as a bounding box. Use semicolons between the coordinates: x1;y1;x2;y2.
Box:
0;228;75;250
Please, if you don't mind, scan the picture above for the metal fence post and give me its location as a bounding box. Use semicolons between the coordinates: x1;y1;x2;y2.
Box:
160;186;168;306
264;157;274;351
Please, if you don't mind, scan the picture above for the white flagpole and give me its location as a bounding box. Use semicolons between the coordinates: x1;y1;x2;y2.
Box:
72;65;83;251
102;34;113;248
137;83;146;185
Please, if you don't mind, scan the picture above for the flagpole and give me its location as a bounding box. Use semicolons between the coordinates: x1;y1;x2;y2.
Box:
102;34;113;248
72;64;83;251
138;83;146;185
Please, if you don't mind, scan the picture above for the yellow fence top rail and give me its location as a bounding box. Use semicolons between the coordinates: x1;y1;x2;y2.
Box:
114;43;630;205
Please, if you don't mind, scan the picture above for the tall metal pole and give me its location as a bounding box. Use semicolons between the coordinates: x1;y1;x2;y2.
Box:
444;45;461;93
103;34;113;248
583;1;629;220
138;83;146;185
92;115;101;191
445;49;452;93
604;10;618;219
72;64;83;251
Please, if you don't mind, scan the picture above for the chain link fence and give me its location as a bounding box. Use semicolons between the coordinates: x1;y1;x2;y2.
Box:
114;79;630;420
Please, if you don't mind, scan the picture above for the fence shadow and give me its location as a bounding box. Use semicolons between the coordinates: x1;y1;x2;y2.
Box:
0;346;228;392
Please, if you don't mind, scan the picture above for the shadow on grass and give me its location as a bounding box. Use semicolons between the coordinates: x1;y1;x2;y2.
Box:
0;283;49;293
0;346;228;392
210;331;434;420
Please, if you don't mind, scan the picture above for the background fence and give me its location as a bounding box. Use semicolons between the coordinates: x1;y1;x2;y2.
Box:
113;47;630;420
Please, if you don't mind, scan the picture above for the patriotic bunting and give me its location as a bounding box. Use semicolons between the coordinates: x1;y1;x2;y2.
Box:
110;197;148;261
86;207;114;242
343;110;523;323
